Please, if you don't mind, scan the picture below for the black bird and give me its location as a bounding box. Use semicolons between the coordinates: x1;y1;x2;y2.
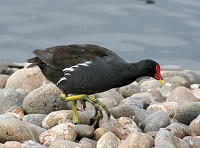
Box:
28;44;164;126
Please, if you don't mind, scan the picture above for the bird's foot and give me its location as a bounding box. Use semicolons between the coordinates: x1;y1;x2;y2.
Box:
59;93;111;127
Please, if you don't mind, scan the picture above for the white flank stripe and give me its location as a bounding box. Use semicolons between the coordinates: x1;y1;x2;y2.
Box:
63;67;74;72
72;65;79;68
57;77;67;85
78;63;89;66
65;73;70;76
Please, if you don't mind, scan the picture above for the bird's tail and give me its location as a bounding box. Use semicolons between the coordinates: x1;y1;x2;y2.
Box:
27;57;41;68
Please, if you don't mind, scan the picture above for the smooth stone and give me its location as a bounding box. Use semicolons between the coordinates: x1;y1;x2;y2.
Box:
183;136;200;148
110;104;151;125
4;141;21;148
166;86;198;105
94;128;111;141
165;123;191;138
176;102;200;125
0;114;18;120
140;79;163;92
79;138;97;148
95;89;124;104
0;119;39;143
0;74;9;88
164;76;190;88
75;124;94;139
118;82;140;98
161;65;184;71
97;132;120;148
49;140;82;148
189;114;200;136
112;117;137;140
39;123;77;147
159;83;174;98
22;114;47;127
141;110;170;132
0;88;25;114
27;122;47;136
119;92;158;109
22;83;65;114
6;106;24;120
161;70;200;84
190;84;200;90
99;111;116;130
155;129;190;148
118;132;154;148
147;88;165;102
20;140;45;148
5;67;48;93
192;88;200;101
147;102;179;118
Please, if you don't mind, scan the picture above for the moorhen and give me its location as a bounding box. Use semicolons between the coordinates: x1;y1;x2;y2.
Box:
28;44;164;126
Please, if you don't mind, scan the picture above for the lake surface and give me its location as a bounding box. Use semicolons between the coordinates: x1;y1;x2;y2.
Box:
0;0;199;70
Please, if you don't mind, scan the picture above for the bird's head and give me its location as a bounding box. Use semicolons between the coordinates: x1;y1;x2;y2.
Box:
138;59;165;85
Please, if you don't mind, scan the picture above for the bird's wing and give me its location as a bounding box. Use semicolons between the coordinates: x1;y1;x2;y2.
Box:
33;44;123;71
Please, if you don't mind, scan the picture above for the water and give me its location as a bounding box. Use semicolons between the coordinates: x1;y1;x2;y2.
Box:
0;0;200;70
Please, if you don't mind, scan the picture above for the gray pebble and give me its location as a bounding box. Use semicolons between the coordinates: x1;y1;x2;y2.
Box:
75;124;94;139
20;140;46;148
155;129;190;148
141;110;170;132
79;138;97;148
176;102;200;125
118;82;140;98
183;136;200;148
22;83;66;114
0;88;25;114
22;114;47;127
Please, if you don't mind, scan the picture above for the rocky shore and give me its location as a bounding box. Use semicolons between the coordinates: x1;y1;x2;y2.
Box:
0;62;200;147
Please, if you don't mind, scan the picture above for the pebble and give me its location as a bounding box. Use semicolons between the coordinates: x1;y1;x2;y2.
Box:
22;83;66;114
165;122;191;138
3;141;21;148
141;110;170;132
118;82;140;98
161;65;184;71
22;114;47;127
164;76;190;88
110;104;151;125
112;117;137;140
95;89;124;104
48;140;82;148
0;88;25;114
140;79;163;92
97;131;120;148
166;86;198;105
0;74;9;88
118;132;154;148
39;123;77;147
147;102;179;118
175;102;200;125
183;136;200;148
6;106;25;120
79;138;97;148
94;128;110;140
0;118;39;143
189;114;200;136
75;124;94;139
155;129;190;148
147;88;165;102
192;88;200;100
20;140;46;148
159;82;174;98
190;84;200;89
5;67;48;93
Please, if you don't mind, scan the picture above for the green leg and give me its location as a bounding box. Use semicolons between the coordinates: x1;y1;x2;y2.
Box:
72;100;79;124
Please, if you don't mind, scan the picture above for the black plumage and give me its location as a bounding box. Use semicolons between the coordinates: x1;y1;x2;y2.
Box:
28;44;163;94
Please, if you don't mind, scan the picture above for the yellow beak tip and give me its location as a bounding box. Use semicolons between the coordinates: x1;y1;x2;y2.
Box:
157;80;165;85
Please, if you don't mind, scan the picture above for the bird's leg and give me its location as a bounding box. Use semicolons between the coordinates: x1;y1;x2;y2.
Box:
60;93;86;124
87;96;111;119
59;93;111;127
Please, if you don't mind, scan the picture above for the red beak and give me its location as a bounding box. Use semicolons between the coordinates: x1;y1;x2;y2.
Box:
155;64;165;84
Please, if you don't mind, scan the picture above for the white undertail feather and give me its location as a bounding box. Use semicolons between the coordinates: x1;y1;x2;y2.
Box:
57;61;92;85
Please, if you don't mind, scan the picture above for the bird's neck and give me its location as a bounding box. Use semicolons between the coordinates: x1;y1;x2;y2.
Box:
116;62;141;85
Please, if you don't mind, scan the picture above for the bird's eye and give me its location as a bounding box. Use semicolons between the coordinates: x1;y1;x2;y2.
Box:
149;67;152;69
